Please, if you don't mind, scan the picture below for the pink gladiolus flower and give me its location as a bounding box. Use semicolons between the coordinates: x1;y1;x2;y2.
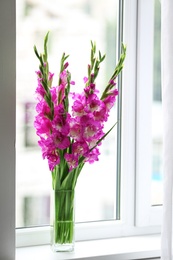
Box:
72;141;89;156
52;107;70;135
86;94;101;112
103;89;118;110
72;100;85;117
60;70;68;85
83;77;88;83
84;83;96;97
48;155;60;171
69;118;82;140
64;153;78;171
57;84;66;104
53;117;70;135
63;62;69;69
35;78;46;98
33;37;125;173
52;132;70;150
34;117;52;136
48;72;54;81
84;125;97;139
46;149;60;171
70;80;75;85
38;137;60;170
85;147;100;164
35;99;50;114
80;115;104;142
88;98;100;112
35;70;42;77
93;105;108;122
50;86;58;103
109;79;116;86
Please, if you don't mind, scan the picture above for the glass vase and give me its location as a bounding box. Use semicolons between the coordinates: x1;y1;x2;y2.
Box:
51;189;75;252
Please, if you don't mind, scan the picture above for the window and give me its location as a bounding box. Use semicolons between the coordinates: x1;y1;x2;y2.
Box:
16;0;122;243
135;0;162;227
15;0;163;247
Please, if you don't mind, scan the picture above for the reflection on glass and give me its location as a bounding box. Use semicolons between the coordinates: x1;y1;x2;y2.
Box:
16;0;119;227
151;0;162;206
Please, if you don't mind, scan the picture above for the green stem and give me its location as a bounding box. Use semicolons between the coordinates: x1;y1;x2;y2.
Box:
53;190;75;245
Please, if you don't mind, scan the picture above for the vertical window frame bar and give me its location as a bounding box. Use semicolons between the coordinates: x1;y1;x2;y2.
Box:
116;0;124;220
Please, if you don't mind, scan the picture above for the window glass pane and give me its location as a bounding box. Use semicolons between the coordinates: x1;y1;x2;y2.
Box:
16;0;119;228
151;0;162;206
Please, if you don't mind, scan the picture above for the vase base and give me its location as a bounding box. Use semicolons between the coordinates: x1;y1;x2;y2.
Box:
52;242;74;252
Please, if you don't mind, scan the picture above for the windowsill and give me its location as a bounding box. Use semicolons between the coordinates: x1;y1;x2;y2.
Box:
16;234;161;260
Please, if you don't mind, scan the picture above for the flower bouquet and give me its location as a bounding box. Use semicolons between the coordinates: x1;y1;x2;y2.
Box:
34;32;126;251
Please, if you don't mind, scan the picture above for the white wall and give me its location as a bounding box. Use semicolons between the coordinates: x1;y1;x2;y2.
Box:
0;0;15;259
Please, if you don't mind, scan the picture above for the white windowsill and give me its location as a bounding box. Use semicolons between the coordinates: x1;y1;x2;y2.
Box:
16;234;161;260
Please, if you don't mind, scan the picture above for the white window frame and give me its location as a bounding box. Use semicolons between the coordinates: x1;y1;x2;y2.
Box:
0;0;162;257
135;0;162;227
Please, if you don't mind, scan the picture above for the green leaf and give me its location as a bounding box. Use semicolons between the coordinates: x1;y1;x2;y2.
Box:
44;31;49;62
34;45;40;60
100;54;106;62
